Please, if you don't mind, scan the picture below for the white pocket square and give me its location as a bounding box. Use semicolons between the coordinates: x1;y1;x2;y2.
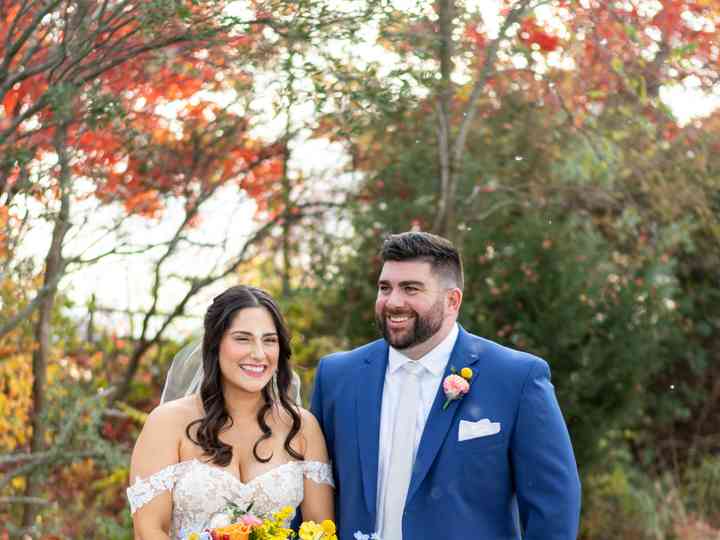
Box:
458;418;501;442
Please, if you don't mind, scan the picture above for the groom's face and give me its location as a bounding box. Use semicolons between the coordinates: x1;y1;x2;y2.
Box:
375;260;447;354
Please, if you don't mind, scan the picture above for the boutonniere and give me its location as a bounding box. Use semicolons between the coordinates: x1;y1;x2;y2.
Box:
442;367;473;410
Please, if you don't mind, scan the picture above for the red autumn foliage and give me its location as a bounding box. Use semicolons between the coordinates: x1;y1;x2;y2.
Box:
510;1;720;129
519;18;560;52
81;99;284;219
465;24;487;49
0;0;287;221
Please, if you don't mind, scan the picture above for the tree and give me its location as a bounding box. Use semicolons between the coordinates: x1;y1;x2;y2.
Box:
312;0;719;235
0;1;270;531
304;0;720;476
0;0;241;338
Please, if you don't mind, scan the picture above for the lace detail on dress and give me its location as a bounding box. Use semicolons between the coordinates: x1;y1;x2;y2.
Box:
127;460;193;514
303;461;334;487
126;459;333;540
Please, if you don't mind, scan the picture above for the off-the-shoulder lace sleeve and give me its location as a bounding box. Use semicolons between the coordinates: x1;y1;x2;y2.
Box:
302;461;334;487
126;461;192;514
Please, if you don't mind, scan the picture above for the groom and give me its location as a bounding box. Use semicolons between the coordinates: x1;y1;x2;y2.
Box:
310;231;581;539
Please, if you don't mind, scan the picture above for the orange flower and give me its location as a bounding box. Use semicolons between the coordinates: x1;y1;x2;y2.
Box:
213;523;251;540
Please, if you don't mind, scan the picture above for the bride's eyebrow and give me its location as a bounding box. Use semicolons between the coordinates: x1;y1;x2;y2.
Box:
230;330;278;338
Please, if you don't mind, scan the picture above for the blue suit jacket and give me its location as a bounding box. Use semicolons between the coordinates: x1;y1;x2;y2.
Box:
310;326;581;540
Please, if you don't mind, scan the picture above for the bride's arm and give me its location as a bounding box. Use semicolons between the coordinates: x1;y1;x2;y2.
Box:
128;402;185;540
298;408;335;523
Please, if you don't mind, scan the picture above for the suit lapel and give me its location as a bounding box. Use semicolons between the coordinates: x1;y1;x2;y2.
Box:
407;327;482;503
356;340;389;517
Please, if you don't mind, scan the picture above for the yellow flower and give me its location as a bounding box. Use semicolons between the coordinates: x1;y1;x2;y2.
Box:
321;520;336;536
460;367;473;380
274;505;294;522
188;534;199;540
299;521;324;539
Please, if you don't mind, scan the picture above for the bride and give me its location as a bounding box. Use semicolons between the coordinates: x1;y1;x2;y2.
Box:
127;286;334;539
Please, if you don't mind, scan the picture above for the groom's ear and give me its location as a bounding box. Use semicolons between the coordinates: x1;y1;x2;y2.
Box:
446;287;463;314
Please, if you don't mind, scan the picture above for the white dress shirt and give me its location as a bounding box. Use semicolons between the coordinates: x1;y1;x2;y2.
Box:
375;323;459;537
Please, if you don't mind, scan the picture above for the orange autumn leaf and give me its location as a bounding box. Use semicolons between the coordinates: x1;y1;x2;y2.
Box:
123;190;163;218
2;88;19;115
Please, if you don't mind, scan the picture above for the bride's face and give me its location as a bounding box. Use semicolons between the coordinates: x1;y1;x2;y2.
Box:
218;307;280;394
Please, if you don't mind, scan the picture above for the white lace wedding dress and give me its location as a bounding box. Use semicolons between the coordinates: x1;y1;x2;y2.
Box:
126;459;334;539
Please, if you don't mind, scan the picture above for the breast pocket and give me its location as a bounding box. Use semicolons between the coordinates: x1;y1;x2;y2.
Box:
457;430;506;455
457;431;510;496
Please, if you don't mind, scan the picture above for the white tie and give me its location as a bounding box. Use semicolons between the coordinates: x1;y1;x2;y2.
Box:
381;362;421;540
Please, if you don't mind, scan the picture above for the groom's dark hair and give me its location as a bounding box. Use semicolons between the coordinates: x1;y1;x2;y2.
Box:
381;231;464;290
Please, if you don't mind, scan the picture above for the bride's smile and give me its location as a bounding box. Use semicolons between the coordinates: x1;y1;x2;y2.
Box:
238;363;269;377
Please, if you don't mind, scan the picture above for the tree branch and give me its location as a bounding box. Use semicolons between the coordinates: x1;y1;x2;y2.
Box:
111;203;310;403
453;0;534;168
0;0;62;86
0;262;67;342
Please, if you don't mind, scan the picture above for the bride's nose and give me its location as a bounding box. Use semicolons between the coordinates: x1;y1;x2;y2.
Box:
250;339;266;359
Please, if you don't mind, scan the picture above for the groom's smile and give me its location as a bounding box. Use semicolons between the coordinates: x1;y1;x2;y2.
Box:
387;312;414;326
384;309;417;336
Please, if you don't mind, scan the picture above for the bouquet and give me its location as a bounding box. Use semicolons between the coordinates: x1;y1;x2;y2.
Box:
180;503;337;540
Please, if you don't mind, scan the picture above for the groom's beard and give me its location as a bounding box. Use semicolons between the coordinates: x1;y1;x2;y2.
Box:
376;299;445;351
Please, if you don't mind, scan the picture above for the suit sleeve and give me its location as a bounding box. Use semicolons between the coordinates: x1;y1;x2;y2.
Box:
310;358;328;455
511;360;581;540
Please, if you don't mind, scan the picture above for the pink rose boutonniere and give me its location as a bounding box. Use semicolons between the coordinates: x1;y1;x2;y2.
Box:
442;367;473;410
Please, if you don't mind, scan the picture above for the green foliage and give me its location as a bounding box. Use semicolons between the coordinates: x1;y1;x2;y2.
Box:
47;82;80;121
140;0;199;28
85;83;127;129
461;212;678;467
683;457;720;525
0;144;34;179
581;461;671;539
94;509;134;540
581;454;720;538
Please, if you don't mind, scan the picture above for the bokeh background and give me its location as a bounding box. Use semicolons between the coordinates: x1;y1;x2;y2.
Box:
1;0;718;538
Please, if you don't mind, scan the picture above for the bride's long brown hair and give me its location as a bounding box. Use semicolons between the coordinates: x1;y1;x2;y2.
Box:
186;286;303;465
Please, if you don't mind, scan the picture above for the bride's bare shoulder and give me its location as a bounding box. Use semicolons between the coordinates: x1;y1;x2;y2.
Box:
131;396;203;478
142;395;201;433
297;407;323;442
297;407;320;431
296;407;329;462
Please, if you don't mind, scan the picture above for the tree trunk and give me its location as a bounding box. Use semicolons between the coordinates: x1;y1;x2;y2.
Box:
113;339;151;404
281;138;292;298
432;0;534;241
281;49;296;298
433;0;456;239
21;122;71;531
